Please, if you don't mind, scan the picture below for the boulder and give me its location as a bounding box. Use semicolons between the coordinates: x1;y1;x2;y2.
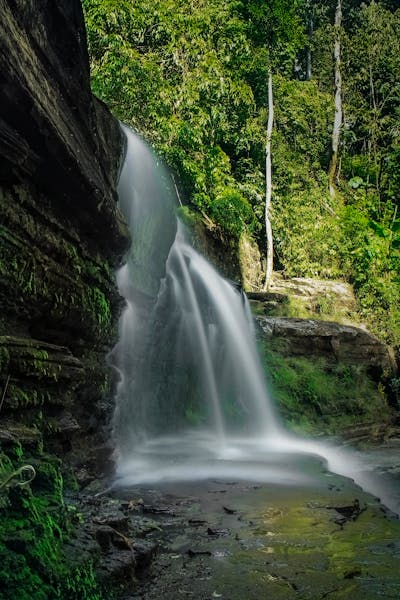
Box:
268;274;358;313
257;316;397;379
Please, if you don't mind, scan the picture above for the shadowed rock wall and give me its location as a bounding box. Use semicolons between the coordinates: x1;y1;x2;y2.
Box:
0;0;128;471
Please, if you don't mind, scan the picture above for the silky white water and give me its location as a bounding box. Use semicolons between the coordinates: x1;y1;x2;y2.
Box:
111;125;398;515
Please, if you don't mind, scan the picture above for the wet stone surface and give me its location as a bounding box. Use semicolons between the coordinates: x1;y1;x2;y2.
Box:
106;475;400;600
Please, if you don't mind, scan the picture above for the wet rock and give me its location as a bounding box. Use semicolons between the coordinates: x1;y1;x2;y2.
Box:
93;510;129;534
207;526;229;537
95;525;117;552
0;423;42;449
340;422;393;445
0;0;128;255
222;506;237;514
133;541;158;570
248;292;289;316
0;0;130;481
93;519;157;583
326;498;366;527
143;504;177;516
187;549;212;557
0;429;17;445
343;569;362;579
46;412;80;436
188;518;207;526
74;468;95;489
97;549;137;583
121;498;145;513
0;2;131;596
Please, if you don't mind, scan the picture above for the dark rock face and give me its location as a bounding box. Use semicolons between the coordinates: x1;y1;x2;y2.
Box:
0;0;127;255
0;2;136;595
0;0;129;470
257;316;397;379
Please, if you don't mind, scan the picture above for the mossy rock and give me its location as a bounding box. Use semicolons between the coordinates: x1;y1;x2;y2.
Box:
0;453;105;600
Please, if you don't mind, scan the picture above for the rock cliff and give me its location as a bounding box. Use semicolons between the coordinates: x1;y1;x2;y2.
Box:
0;0;128;474
0;1;132;595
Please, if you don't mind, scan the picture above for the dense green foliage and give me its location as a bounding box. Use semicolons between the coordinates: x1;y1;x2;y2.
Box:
83;0;400;347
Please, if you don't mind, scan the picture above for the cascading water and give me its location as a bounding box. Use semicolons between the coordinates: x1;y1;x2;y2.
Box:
111;125;398;514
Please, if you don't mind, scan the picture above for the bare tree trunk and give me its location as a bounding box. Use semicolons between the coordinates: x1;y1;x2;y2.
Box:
328;0;343;198
306;0;313;81
264;70;274;290
306;44;312;81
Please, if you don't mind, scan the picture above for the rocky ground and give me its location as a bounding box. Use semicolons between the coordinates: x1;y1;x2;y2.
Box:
66;441;400;600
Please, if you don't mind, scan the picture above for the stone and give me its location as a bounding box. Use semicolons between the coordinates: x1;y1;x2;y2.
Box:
0;0;129;257
0;0;129;475
269;273;358;313
46;412;80;436
0;425;42;447
97;550;137;583
256;316;397;379
93;510;129;534
249;274;360;321
0;2;135;596
0;430;16;445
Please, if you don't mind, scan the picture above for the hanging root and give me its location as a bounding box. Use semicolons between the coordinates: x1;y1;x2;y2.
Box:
0;464;36;490
0;374;11;413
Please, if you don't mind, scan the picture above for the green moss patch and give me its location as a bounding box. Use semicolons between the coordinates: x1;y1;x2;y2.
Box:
0;452;104;600
261;344;391;435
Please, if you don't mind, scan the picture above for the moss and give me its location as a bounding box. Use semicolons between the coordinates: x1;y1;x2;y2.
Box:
6;384;52;409
0;453;105;600
221;491;400;599
261;344;391;435
0;346;10;373
83;287;112;330
0;205;116;346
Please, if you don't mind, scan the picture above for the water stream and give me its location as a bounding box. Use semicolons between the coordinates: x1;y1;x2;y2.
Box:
110;125;399;515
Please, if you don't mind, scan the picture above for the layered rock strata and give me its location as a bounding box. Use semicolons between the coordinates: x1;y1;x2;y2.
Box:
0;0;128;469
256;316;396;379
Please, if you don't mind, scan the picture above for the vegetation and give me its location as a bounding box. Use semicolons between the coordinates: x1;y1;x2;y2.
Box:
83;0;400;349
0;450;104;600
2;3;400;597
262;344;390;435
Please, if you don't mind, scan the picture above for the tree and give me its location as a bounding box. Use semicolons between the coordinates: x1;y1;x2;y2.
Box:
83;0;400;344
240;0;306;287
328;0;343;198
264;71;274;289
343;2;400;206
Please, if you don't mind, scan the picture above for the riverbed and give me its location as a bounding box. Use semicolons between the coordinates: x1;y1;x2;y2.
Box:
109;446;400;600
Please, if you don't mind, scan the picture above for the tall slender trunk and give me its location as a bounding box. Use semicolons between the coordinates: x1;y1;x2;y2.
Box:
306;0;313;81
328;0;343;198
264;70;274;290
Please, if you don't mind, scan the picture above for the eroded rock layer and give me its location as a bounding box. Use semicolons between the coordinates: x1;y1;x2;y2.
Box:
0;0;128;468
256;316;396;379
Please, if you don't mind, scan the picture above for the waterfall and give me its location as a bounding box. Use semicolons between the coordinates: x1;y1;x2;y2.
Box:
112;125;281;458
110;125;398;514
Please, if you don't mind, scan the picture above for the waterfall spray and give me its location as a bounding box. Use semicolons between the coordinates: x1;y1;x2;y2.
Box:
110;125;398;515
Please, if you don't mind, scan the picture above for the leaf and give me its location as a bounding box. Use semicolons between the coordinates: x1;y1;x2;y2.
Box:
348;176;364;189
391;219;400;233
368;220;388;238
391;238;400;249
